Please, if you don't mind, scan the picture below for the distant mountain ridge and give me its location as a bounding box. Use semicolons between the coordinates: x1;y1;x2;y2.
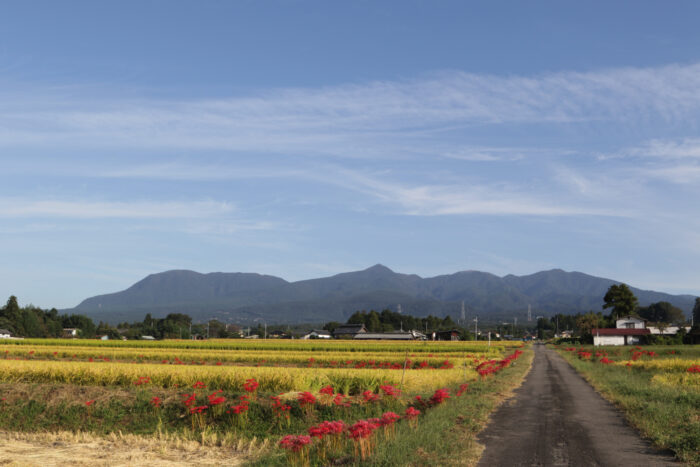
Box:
69;265;697;325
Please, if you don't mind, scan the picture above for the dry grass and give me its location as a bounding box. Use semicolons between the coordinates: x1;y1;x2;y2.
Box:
0;429;266;466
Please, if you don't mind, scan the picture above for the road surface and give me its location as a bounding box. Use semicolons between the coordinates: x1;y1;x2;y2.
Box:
477;344;676;466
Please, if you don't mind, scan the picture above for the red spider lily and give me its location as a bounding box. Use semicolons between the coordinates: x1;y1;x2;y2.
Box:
228;404;249;414
599;357;613;364
429;388;450;405
182;393;197;407
85;400;95;406
207;390;226;406
362;390;380;402
456;383;469;396
192;381;206;389
243;378;259;393
380;411;400;425
405;406;420;419
134;376;151;386
189;405;208;414
319;385;334;396
347;420;378;440
279;434;312;452
379;385;400;397
687;365;700;373
298;391;317;406
150;396;162;407
332;393;350;407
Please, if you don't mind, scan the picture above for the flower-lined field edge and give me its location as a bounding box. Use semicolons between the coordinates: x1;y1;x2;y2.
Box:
552;345;700;465
251;346;534;467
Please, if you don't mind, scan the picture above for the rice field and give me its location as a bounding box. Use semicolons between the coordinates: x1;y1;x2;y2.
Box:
0;338;529;466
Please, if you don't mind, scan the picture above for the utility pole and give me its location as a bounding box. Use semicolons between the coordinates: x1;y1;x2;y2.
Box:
527;304;532;322
264;321;267;339
473;316;478;340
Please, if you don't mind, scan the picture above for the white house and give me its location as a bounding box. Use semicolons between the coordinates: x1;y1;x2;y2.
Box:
0;329;12;339
593;316;649;346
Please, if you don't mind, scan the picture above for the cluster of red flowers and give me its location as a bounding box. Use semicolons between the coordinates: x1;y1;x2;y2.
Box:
308;420;347;439
189;405;208;414
207;389;226;406
599;357;613;365
243;378;259;393
150;396;162;407
456;383;469;396
319;385;334;396
279;434;312;452
305;358;455;371
476;349;524;377
227;395;250;414
298;391;317;406
192;381;207;389
429;388;450;405
630;348;657;361
687;364;700;373
362;390;380;402
271;395;292;419
404;406;420;419
133;376;151;386
379;385;400;398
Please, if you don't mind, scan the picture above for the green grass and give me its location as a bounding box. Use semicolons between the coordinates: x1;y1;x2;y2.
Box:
553;344;700;465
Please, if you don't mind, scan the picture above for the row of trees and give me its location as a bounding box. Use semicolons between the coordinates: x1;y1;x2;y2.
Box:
0;296;96;338
323;309;476;338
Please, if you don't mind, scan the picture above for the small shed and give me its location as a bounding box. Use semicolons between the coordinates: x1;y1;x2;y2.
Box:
0;329;12;339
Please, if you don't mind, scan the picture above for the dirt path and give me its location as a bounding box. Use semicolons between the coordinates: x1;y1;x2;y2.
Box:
0;430;254;466
477;344;677;467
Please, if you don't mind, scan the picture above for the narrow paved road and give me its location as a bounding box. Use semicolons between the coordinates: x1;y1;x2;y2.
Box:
477;344;676;466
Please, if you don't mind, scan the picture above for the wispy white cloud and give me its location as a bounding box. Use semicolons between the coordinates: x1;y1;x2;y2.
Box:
0;199;234;219
1;62;700;156
603;138;700;160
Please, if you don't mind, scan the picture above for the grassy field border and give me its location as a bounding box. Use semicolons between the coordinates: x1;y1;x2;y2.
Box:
551;344;700;465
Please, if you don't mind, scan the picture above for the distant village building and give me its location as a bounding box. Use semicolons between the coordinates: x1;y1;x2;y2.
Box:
332;324;367;339
0;329;12;339
434;329;460;341
301;329;332;339
140;335;156;340
269;330;290;339
354;330;425;341
62;328;79;338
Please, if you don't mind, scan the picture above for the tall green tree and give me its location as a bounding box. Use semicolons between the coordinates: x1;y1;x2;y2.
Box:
602;284;638;319
693;297;700;328
637;301;685;324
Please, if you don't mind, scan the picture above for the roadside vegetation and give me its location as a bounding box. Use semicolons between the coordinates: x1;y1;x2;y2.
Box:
552;344;700;465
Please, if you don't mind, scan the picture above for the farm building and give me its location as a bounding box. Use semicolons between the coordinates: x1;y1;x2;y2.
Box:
0;329;12;339
301;329;332;339
593;316;653;345
332;324;367;339
353;330;426;341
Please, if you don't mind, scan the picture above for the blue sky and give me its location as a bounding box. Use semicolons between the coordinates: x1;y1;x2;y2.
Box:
2;1;700;309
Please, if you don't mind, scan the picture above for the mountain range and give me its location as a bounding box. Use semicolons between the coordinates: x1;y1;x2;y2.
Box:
66;265;697;325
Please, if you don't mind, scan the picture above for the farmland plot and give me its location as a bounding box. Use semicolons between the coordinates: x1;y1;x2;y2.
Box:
0;339;530;466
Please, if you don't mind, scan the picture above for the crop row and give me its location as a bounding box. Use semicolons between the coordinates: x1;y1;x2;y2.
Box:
1;338;517;353
0;359;474;394
0;345;499;368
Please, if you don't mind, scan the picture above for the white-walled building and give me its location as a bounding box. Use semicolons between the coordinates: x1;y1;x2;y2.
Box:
593;316;649;346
